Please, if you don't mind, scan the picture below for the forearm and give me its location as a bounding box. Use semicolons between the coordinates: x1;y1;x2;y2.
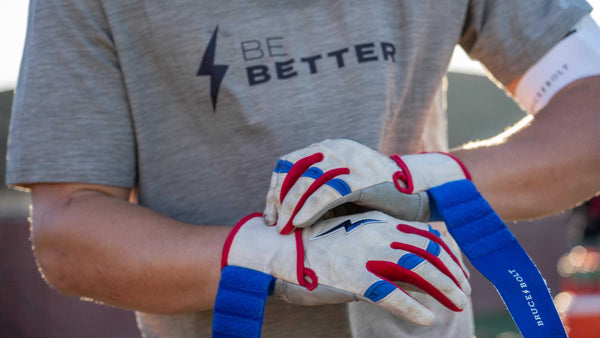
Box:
31;185;231;314
452;75;600;221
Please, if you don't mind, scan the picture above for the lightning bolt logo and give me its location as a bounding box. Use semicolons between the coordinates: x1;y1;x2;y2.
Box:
313;219;384;239
197;25;229;112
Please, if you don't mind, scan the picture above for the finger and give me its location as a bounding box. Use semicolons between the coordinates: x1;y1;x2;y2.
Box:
278;167;350;234
426;224;470;279
410;258;469;308
420;225;471;292
276;174;315;233
367;259;467;312
391;241;470;298
293;176;355;228
264;190;279;226
428;224;471;279
361;279;435;326
264;159;292;225
394;239;470;305
396;223;469;279
436;248;471;295
279;153;324;203
391;222;470;294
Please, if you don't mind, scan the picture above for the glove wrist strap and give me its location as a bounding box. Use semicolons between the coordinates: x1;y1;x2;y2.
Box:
212;266;275;338
429;180;566;338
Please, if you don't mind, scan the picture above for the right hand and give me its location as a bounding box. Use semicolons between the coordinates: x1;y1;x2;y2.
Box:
263;139;469;234
221;211;471;326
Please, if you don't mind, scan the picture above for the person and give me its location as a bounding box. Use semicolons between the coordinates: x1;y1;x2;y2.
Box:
6;0;600;337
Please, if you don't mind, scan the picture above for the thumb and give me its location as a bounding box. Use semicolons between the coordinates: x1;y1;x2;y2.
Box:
273;280;357;305
358;183;431;222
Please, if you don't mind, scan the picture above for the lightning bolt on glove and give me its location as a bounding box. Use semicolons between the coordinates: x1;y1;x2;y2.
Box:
264;139;469;234
220;211;470;326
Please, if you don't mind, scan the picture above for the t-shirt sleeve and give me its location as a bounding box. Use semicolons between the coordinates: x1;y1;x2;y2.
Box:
459;0;592;86
6;0;136;189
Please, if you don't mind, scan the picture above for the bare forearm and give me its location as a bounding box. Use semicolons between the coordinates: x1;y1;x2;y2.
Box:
452;75;600;220
31;185;231;314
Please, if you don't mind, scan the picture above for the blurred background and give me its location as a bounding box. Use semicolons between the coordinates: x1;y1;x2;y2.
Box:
1;1;599;337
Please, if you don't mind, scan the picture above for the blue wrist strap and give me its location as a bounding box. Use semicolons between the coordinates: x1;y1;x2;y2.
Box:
212;266;275;338
428;180;566;338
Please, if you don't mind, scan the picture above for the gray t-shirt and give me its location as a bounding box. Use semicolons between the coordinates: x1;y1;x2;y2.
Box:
7;0;590;337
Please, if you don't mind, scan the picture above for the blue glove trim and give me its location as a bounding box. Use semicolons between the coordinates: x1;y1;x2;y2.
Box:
299;167;352;196
274;159;293;173
398;240;441;269
326;178;352;196
398;253;425;269
301;166;324;179
212;266;275;338
364;280;396;302
429;180;566;338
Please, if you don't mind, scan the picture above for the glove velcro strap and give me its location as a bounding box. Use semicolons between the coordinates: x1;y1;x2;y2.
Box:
213;266;275;338
429;180;566;338
428;179;515;258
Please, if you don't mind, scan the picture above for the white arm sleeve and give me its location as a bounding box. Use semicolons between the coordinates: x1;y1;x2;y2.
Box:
514;15;600;115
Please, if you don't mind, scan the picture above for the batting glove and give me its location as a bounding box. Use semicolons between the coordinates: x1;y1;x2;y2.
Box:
264;139;470;234
221;211;470;326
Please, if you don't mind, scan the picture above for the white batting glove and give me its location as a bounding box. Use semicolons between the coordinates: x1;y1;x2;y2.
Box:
264;139;469;234
222;211;470;326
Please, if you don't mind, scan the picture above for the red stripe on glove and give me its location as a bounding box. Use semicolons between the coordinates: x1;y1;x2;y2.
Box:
390;242;461;289
396;223;469;279
279;153;324;203
280;167;350;234
366;260;462;312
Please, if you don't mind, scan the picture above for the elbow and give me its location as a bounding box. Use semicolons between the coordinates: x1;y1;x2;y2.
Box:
31;207;81;296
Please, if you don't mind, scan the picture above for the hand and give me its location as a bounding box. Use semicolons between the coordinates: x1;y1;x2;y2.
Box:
221;211;470;326
264;139;469;234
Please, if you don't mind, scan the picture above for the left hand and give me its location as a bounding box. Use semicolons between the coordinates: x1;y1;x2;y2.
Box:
222;210;470;325
264;139;470;234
